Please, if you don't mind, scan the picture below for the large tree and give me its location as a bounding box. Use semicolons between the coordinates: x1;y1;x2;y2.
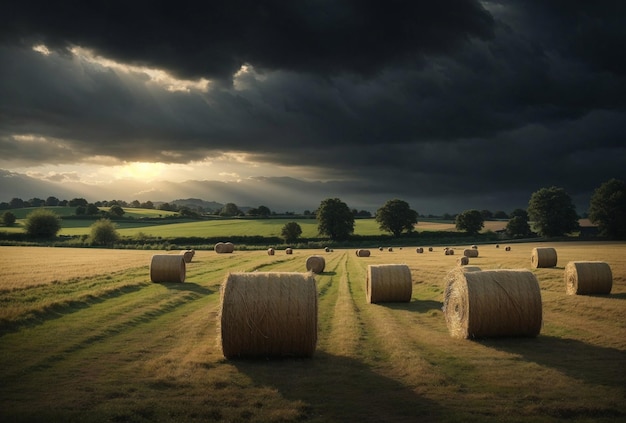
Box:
455;209;484;235
375;199;418;237
527;186;580;237
588;178;626;239
281;221;303;244
506;216;532;238
316;198;354;241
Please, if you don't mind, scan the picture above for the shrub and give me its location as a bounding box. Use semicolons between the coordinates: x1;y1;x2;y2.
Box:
24;209;62;238
89;218;120;246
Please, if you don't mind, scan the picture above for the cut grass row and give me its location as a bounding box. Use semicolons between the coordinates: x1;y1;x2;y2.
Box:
0;242;624;422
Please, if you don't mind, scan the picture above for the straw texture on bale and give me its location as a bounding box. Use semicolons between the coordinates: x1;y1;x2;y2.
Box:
150;255;186;283
463;249;479;258
366;264;412;304
305;255;326;274
218;272;317;359
180;249;194;263
416;247;424;254
531;247;557;268
565;261;613;295
285;248;293;255
443;269;542;339
267;248;275;256
457;256;470;266
355;249;371;257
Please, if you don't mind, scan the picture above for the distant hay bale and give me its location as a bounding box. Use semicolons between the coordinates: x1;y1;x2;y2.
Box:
366;264;412;304
505;246;511;251
267;248;275;256
180;249;194;263
150;255;186;283
496;244;500;249
218;272;317;359
531;247;557;268
305;255;326;274
215;242;234;254
356;249;371;257
457;256;470;266
416;247;424;254
324;247;330;253
565;261;613;295
443;269;542;339
445;249;455;256
428;247;433;252
285;248;293;255
379;246;383;251
464;249;479;258
388;247;393;252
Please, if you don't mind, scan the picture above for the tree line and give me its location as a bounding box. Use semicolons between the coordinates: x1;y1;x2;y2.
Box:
1;178;625;244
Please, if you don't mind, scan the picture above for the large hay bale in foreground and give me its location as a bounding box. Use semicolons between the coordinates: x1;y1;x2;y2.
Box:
150;255;186;283
463;249;479;258
443;269;542;339
355;249;371;257
305;255;326;274
366;264;412;304
219;272;317;359
565;261;613;295
180;249;194;263
531;247;557;268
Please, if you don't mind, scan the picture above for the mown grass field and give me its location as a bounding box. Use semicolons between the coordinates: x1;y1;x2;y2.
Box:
1;242;624;422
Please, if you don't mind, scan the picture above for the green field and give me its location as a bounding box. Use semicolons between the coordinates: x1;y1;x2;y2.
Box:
1;242;624;422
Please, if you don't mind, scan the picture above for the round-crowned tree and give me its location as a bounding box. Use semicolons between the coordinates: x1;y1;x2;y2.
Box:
375;199;418;237
455;209;484;235
588;178;626;239
316;198;354;241
89;218;120;246
528;186;580;237
24;209;61;238
281;221;303;244
2;211;16;226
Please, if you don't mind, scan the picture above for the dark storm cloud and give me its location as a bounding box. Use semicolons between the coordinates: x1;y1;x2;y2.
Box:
1;0;625;213
2;0;494;81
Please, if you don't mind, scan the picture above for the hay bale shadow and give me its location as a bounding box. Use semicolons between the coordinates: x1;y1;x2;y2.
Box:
231;351;441;422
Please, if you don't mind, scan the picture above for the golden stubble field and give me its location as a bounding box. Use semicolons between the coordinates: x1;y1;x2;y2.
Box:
0;241;625;422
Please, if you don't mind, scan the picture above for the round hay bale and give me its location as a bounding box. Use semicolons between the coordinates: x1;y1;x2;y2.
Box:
219;272;317;359
215;242;235;254
428;247;433;252
224;242;235;253
379;246;383;251
416;247;424;254
531;247;557;268
463;249;479;258
496;244;500;249
388;247;393;252
356;249;371;257
565;261;613;295
366;264;412;304
505;246;511;251
285;248;293;255
305;255;326;274
150;255;186;283
471;245;478;249
267;248;275;256
324;247;330;253
443;269;542;339
180;249;194;263
445;249;455;256
457;256;470;266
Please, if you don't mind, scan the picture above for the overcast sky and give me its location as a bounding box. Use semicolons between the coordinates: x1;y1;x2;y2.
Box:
1;1;624;214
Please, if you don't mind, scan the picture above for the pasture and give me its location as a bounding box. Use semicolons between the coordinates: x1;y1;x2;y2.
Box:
0;241;624;422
